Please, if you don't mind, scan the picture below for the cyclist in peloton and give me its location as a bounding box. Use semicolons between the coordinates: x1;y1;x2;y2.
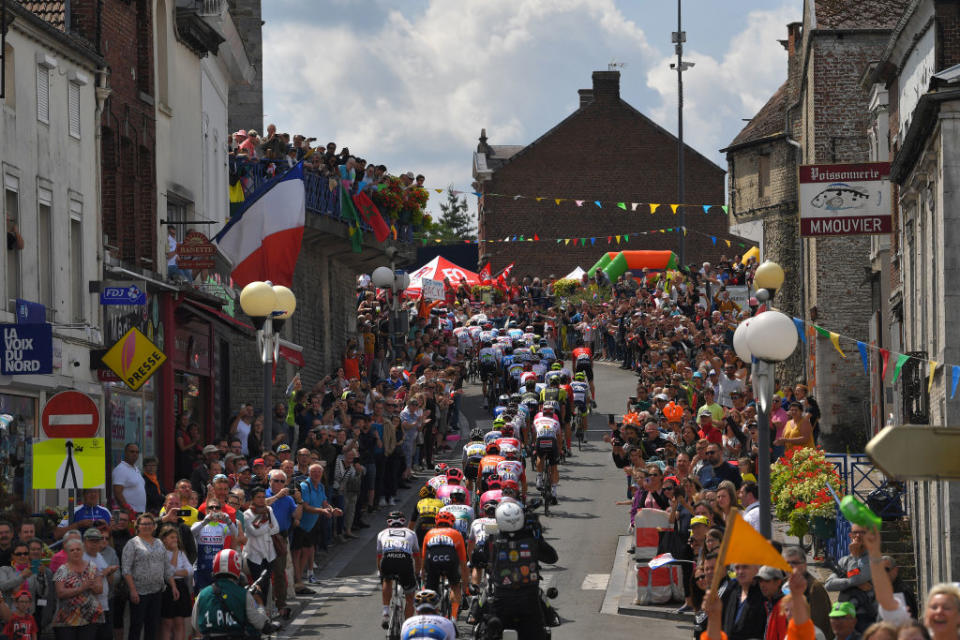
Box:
421;511;469;623
478;339;499;409
376;511;420;627
572;339;597;405
533;401;562;505
410;484;444;546
570;371;592;440
399;589;457;640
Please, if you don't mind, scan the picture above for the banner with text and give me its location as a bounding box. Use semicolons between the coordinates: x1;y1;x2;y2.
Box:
1;323;53;375
421;278;445;301
799;162;891;237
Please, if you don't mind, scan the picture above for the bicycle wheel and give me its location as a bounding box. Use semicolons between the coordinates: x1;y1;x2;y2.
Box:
540;482;551;516
440;577;452;619
387;584;403;640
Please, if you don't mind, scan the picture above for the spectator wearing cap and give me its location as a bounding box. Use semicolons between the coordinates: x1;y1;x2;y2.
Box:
272;402;294;453
276;444;292;466
190;445;221;500
828;601;860;640
240;129;259;157
82;527;117;638
756;566;787;640
697;408;722;445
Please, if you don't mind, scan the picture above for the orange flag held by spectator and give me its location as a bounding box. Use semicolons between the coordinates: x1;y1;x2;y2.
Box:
715;511;792;585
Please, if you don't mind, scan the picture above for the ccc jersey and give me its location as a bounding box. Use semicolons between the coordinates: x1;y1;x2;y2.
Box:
377;527;420;557
422;527;467;564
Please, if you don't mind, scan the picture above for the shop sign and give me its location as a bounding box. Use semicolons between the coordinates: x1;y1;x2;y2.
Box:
100;283;147;306
0;323;53;375
799;162;891;237
177;230;217;269
101;327;167;391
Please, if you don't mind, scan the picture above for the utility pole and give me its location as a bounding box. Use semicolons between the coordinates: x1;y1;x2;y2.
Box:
671;0;694;269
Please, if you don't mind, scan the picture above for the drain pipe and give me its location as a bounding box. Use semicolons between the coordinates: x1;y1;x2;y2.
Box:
784;100;807;383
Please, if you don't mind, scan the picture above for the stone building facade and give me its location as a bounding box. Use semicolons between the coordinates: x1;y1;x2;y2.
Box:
865;0;960;595
226;0;262;134
474;70;743;279
722;0;908;449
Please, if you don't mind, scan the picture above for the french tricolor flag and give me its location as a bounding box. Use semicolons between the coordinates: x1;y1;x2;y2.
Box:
214;163;306;288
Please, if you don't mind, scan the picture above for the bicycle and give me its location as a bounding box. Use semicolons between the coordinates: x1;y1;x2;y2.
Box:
385;576;405;640
539;470;552;517
573;407;587;451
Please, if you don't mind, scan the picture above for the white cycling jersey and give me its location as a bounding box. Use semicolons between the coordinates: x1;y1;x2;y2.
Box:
377;527;420;557
533;416;561;438
400;613;457;639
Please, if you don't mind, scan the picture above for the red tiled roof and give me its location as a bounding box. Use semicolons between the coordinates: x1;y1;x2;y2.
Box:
723;81;788;151
813;0;908;30
17;1;66;31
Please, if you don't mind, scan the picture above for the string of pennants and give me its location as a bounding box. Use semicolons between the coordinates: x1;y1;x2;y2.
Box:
431;187;728;216
420;225;752;248
792;317;959;397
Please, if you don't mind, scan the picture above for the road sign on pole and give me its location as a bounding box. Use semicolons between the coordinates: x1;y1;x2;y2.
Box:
41;391;100;439
865;424;960;480
32;437;106;489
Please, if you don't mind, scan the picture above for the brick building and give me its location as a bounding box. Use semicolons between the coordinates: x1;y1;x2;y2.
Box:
864;0;960;595
722;0;908;450
473;70;742;279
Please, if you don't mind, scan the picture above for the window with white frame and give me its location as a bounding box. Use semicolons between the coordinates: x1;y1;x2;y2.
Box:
68;82;80;138
70;201;84;322
36;65;49;124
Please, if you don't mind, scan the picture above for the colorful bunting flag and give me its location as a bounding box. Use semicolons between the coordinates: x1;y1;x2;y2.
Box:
631;203;639;211
649;204;659;214
702;205;710;214
880;349;891;380
857;341;868;374
555;198;564;205
670;204;679;214
928;361;938;393
575;200;584;207
953;366;960;399
829;332;845;358
594;201;602;208
794;318;807;344
721;205;728;214
617;202;626;210
892;353;910;384
814;325;830;339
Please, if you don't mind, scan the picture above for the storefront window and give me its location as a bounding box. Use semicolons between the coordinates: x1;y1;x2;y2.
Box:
105;378;156;471
0;393;38;509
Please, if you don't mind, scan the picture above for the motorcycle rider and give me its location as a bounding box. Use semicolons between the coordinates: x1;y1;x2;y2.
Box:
191;549;278;639
476;501;558;639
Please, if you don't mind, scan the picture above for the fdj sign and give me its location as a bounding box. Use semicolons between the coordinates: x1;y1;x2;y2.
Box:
100;284;146;306
100;326;167;391
1;323;53;374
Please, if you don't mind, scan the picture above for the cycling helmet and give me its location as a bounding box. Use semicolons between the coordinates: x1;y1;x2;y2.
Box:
445;468;464;485
525;325;534;332
539;338;548;346
498;394;510;405
509;393;522;404
501;479;520;496
448;485;468;504
212;549;242;579
483;501;499;517
551;362;563;371
560;373;570;383
574;372;587;381
508;321;518;328
499;424;515;437
486;477;503;491
500;443;519;460
434;463;448;476
525;379;537;389
419;484;437;499
470;427;485;441
386;511;407;527
548;377;560;386
484;431;502;446
495;501;525;533
543;400;560;412
414;589;441;613
485;442;500;455
435;511;456;528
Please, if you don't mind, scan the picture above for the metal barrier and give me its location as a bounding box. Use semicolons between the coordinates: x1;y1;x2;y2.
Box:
820;453;907;560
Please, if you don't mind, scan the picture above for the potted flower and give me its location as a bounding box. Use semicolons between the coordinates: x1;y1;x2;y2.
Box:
770;446;844;539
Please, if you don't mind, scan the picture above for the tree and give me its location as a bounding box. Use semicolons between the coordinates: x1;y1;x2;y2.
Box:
426;189;476;242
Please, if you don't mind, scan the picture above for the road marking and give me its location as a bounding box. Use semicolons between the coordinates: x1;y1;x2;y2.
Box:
582;573;610;590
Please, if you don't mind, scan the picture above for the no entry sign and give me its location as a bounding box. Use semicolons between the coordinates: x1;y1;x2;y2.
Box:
41;391;100;439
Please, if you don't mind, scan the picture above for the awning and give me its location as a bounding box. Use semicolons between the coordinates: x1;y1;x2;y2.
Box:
179;300;253;333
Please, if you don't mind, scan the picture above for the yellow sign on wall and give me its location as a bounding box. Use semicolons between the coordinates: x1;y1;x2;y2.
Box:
101;327;167;391
33;438;106;489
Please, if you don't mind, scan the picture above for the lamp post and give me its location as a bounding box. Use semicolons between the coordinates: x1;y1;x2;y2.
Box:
733;260;796;539
239;281;297;448
372;266;409;356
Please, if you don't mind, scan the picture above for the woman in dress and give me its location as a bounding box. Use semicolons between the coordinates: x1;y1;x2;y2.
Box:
157;524;191;640
51;538;103;640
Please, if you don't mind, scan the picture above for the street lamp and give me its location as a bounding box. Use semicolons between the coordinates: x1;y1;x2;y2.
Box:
239;280;296;449
733;260;797;539
372;267;409;354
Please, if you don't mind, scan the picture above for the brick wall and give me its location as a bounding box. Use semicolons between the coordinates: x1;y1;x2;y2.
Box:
478;71;731;278
71;0;157;269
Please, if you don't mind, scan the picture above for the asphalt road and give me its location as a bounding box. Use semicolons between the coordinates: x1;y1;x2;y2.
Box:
279;361;692;639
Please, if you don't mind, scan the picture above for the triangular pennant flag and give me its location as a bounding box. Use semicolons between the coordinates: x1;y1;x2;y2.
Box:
880;349;891;380
702;205;710;214
519;236;524;241
535;197;544;202
892;353;910;384
572;238;578;246
631;203;639;211
580;237;587;245
829;332;845;358
617;202;626;210
952;366;960;399
575;200;584;207
607;236;612;243
720;511;793;573
624;234;630;242
711;236;717;245
533;234;539;241
857;341;868;374
683;227;687;236
556;239;561;244
670;204;679;214
616;235;621;244
564;239;570;245
649;203;659;214
594;201;602;208
513;195;522;200
421;238;427;245
814;325;830;339
554;198;563;205
724;239;731;247
721;205;728;214
794;318;807;344
590;237;596;245
928;361;938;393
435;238;442;243
434;188;444;194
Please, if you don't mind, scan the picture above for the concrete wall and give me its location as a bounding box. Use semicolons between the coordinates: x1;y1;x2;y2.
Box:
226;0;262;134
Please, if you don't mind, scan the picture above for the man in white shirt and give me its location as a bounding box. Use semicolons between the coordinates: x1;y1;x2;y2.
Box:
83;527;117;636
232;403;254;456
112;443;147;513
739;482;761;531
716;363;744;408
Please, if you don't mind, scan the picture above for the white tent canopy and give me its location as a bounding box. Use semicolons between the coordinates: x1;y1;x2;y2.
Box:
562;266;586;281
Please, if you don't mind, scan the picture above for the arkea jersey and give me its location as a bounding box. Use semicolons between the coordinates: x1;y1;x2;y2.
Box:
400;614;457;640
377;527;420;557
462;441;486;461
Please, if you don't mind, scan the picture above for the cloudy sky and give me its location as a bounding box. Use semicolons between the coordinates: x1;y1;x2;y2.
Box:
262;0;799;220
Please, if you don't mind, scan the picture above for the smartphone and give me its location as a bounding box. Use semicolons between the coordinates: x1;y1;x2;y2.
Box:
629;396;637;404
31;559;40;574
178;509;191;517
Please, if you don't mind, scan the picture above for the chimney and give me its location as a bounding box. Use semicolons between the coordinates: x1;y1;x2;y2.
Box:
787;22;802;58
578;89;594;108
591;70;620;101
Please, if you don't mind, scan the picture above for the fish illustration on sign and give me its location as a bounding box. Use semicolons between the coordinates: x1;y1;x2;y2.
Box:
810;183;873;212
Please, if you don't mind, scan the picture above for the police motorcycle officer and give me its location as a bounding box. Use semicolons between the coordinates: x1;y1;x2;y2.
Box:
472;501;559;639
191;549;281;640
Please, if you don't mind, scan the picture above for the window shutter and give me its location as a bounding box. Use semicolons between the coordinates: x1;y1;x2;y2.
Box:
68;83;80;138
36;65;49;123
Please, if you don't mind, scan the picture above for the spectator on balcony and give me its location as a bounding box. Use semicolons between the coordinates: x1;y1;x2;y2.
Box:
415;174;425;188
260;124;286;159
339;157;357;184
358;165;378;194
400;171;415;189
322;142;338;165
230;130;246;155
374;165;388;182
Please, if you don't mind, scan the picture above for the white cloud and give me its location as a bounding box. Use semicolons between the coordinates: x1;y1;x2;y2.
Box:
645;3;798;163
262;0;656;218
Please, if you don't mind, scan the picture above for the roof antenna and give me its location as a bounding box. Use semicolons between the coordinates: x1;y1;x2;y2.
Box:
608;60;626;71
